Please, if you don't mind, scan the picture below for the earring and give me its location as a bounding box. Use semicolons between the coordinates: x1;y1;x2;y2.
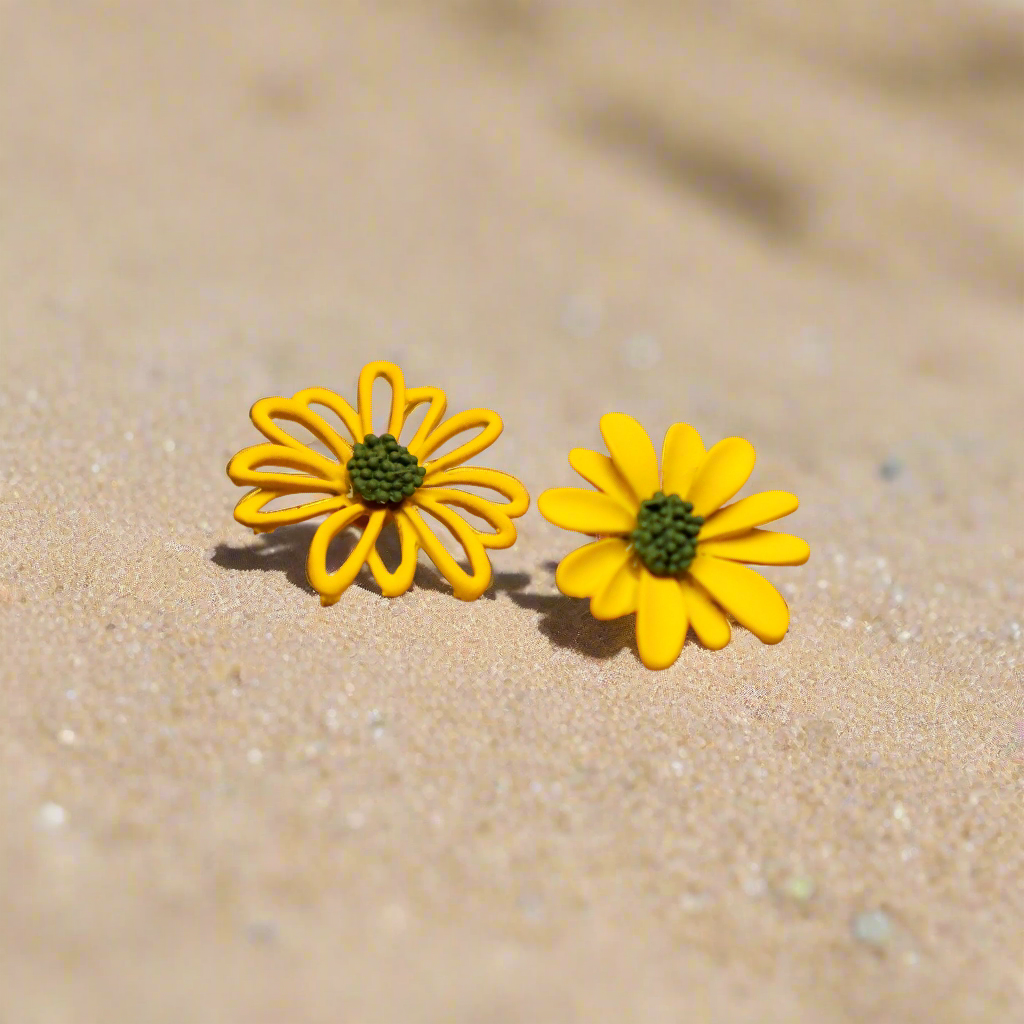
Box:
226;360;530;604
538;414;809;670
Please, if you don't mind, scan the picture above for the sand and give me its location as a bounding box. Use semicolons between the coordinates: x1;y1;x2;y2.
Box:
1;1;1022;1021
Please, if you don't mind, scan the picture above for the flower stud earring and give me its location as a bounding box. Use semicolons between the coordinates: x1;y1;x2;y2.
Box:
538;414;809;670
226;361;530;604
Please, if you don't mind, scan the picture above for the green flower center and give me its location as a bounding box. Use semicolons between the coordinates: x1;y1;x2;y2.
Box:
347;433;426;506
629;491;704;577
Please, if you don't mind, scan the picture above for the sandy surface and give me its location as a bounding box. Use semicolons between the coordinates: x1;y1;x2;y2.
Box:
1;2;1022;1021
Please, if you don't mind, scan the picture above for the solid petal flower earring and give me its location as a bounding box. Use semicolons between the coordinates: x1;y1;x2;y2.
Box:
226;361;530;603
537;414;809;670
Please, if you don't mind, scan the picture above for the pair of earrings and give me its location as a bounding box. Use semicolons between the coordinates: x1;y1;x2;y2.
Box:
226;360;809;670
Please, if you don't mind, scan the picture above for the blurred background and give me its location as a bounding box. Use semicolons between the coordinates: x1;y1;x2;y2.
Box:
3;1;1021;425
1;2;1022;1022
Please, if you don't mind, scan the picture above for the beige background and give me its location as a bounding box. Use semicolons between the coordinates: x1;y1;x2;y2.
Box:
1;2;1022;1021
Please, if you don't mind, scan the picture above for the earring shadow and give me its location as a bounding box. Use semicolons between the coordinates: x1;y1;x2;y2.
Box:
209;521;531;601
210;523;321;595
211;530;644;660
507;590;638;661
506;560;639;661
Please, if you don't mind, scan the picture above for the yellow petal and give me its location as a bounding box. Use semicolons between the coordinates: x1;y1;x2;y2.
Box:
537;488;636;535
698;490;800;542
290;387;362;456
402;386;448;452
635;571;689;670
687;555;790;644
417;409;503;477
250;395;356;460
590;558;641;619
425;466;530;519
232;489;351;532
661;423;706;498
365;511;420;598
698;529;810;566
680;580;731;650
686;437;757;517
600;413;660;501
554;538;631;599
307;506;385;604
421;487;519;550
568;448;640;513
404;498;493;601
226;443;344;494
357;360;407;439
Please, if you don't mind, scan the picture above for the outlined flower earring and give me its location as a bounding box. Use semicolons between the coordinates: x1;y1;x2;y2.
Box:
538;414;809;670
226;361;530;604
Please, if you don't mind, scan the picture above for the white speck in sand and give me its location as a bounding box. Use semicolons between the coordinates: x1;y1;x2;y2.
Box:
38;802;67;829
622;333;661;370
58;729;76;745
379;903;408;932
561;293;603;339
163;438;176;453
247;748;263;765
741;874;766;898
852;909;893;947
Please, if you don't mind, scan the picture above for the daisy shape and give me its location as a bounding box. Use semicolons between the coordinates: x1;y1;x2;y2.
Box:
227;361;529;603
537;414;809;669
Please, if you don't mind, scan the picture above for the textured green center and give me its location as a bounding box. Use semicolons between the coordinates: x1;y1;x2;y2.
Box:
629;491;704;577
347;433;426;505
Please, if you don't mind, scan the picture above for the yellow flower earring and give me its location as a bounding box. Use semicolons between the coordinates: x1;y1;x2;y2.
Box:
538;414;809;670
227;361;530;603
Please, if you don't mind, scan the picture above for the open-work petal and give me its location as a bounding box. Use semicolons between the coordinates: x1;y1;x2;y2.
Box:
568;448;639;513
686;437;757;518
537;488;636;536
419;487;520;550
226;443;345;494
698;529;810;566
357;361;407;439
600;413;660;502
365;511;420;598
402;386;448;453
424;466;529;519
635;571;689;670
233;489;351;534
687;555;790;644
307;506;385;605
290;386;362;457
418;409;503;478
250;395;356;462
661;423;705;499
555;538;631;599
680;580;731;650
698;490;799;542
404;498;493;601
